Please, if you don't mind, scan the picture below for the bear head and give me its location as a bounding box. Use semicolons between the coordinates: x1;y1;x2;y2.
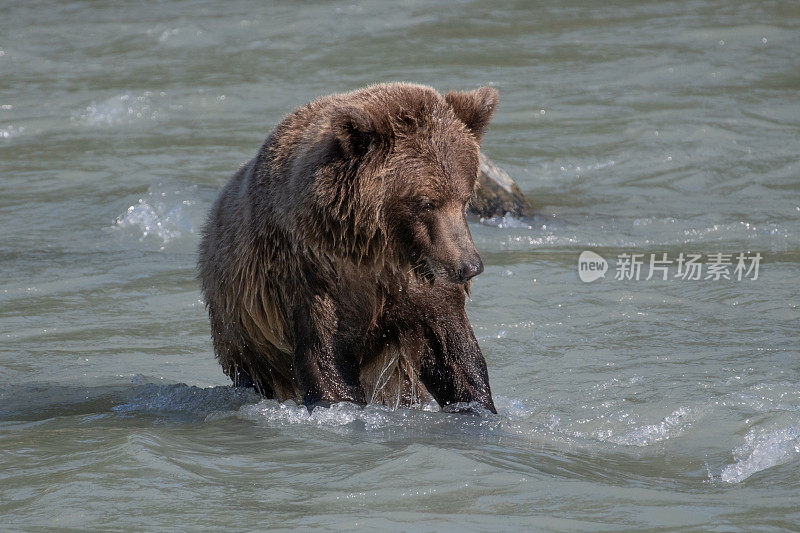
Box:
328;84;499;284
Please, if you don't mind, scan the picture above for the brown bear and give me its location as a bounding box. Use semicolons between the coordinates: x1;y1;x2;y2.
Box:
198;82;497;413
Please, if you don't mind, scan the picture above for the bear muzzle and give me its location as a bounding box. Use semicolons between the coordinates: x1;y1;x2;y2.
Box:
456;255;484;283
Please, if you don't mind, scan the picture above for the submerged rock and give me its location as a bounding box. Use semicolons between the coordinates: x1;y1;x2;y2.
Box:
469;151;532;218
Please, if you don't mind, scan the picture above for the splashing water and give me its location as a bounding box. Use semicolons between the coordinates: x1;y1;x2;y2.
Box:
115;185;201;246
72;91;178;126
479;212;534;230
719;423;800;483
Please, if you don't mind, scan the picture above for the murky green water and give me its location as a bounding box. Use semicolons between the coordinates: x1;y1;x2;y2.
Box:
2;1;799;530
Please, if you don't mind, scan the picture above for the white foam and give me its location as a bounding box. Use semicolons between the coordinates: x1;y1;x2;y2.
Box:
0;124;23;139
107;382;800;482
719;423;800;483
479;212;533;229
237;399;444;431
241;400;387;429
72;91;177;126
606;406;697;446
115;185;200;246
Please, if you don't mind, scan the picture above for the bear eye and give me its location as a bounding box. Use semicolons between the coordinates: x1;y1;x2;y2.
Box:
419;198;435;211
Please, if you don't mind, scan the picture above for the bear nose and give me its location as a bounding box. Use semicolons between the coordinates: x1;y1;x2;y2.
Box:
458;257;484;282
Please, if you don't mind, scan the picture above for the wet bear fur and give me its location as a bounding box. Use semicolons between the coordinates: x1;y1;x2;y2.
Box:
198;82;498;412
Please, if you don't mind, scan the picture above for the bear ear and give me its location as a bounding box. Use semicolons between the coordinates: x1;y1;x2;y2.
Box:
330;106;382;158
445;86;499;143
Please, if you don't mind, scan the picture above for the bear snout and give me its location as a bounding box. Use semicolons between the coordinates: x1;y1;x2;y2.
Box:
456;255;484;283
455;254;483;283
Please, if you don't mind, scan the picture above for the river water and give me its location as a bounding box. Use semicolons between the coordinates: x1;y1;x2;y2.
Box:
2;1;799;530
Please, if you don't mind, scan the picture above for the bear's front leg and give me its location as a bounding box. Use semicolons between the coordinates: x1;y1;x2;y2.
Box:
414;284;497;414
292;294;366;408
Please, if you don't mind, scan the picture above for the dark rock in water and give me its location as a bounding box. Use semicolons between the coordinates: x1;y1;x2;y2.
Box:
469;151;532;218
